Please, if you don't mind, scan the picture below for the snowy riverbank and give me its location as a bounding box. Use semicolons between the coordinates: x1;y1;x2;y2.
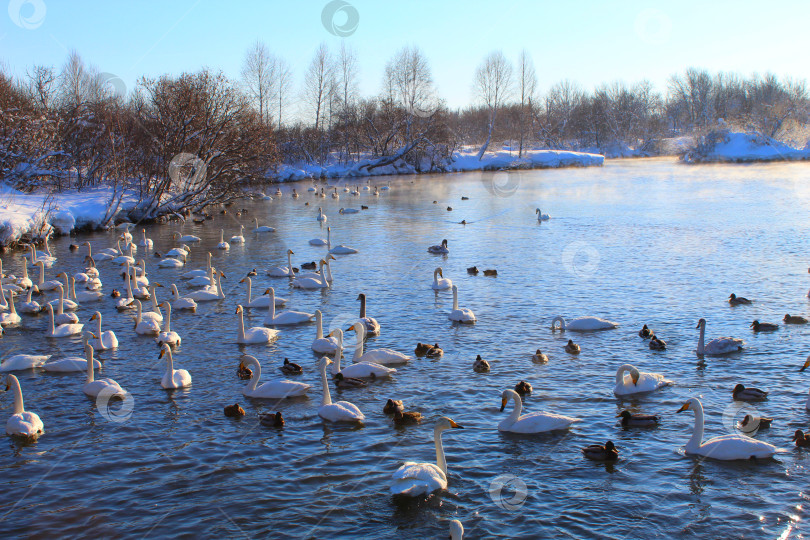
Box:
683;130;810;163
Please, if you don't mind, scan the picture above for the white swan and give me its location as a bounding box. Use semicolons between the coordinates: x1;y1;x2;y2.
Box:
613;364;672;396
180;252;212;280
111;243;135;265
185;271;225;301
133;300;161;335
311;310;339;353
139;228;153;249
696;318;743;356
677;397;779;460
1;354;50;372
45;303;83;337
139;286;164;323
309;227;330;246
317;207;327;222
263;288;313;325
15;264;33;289
187;266;218;288
297;254;335;282
448;285;476;323
157;252;186;268
241;276;286;307
165;244;191;258
551;316;618;331
253;218;275;232
267;249;295;277
449;520;463;540
349;323;411;365
330;329;396;378
230;225;246;244
316;357;364;422
431;267;452;290
82;343;126;398
170;284;197;311
49;284;78;325
217;229;230;250
240;354;310;398
34;261;62;291
339;208;359;214
235;305;279;344
155;302;181;346
4;374;44;439
175;232;201;243
158;343;191;389
292;260;330;289
70;276;102;303
390;416;463;496
0;292;21;326
498;388;580;433
42;333;100;372
89;311;118;350
356;293;380;335
536;208;550;221
17;286;43;314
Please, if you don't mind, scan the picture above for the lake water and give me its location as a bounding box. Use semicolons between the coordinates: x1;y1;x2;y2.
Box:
3;157;810;539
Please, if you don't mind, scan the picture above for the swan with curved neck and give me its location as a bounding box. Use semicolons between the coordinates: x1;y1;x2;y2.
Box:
309;227;331;247
431;267;452;290
239;354;310;398
311;310;339;353
676;397;779;459
696;318;743;356
185;271;224;301
4;374;44;439
316;357;364;422
498;388;580;433
390;416;463;496
133;299;161;335
613;363;672;396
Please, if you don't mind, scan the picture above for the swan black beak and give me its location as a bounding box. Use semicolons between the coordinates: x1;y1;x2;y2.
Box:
676;403;690;413
500;398;507;412
450;420;463;429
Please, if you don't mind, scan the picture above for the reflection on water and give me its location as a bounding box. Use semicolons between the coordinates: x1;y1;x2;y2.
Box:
2;158;810;537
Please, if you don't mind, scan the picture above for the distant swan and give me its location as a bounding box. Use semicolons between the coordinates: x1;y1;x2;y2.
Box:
536;208;550;221
448;285;476;323
551;316;618;331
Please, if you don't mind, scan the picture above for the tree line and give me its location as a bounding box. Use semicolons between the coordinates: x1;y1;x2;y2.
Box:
1;43;808;219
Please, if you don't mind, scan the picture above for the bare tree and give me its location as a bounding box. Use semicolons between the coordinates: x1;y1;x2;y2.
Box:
386;45;435;142
303;43;335;131
275;57;293;130
474;50;513;159
59;50;89;107
241;40;276;124
516;49;537;157
336;42;359;114
25;65;56;110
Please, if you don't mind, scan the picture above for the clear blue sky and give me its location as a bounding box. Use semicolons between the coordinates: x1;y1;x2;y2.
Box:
2;0;809;115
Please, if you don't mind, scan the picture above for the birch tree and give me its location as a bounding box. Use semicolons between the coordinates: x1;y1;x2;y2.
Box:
474;50;513;159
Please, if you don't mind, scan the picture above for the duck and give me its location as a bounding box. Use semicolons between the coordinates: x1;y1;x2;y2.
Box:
158;343;191;389
483;269;498;277
356;293;381;335
235;305;279;344
347;323;410;365
237;364;253;380
649;335;667;350
638;324;653;338
389;417;463;496
676;398;779;459
728;293;752;305
428;239;449;254
750;320;778;332
617;410;660;427
536;208;550;221
239;354;311;398
425;344;443;358
280;358;302;375
301;261;317;270
224;403;245;418
431;267;452;290
531;349;549;363
384;399;404;414
262;288;313;325
473;355;490;372
3;374;44;440
792;429;810;448
316;357;364;423
467;266;479;275
448;285;476;323
360;205;368;210
564;340;580;354
784;314;808;324
499;388;580;433
334;372;367;388
414;343;432;356
614;364;672;396
514;380;533;395
330;329;397;379
393;409;422;426
552;315;618;331
739;414;772;432
446;206;452;211
582;441;619;461
695;318;743;356
732;383;768;402
259;412;284;427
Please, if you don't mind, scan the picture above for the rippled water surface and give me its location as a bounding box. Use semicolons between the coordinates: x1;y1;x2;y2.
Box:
4;158;810;539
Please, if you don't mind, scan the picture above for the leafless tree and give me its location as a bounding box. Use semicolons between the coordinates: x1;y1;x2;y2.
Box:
241;40;276;124
25;65;56;110
385;45;435;142
275;57;293;130
59;50;89;107
474;50;513;159
516;49;537;157
303;42;335;131
336;42;359;114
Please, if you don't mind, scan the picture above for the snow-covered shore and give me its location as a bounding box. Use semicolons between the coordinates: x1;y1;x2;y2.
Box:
683;130;810;163
1;147;603;245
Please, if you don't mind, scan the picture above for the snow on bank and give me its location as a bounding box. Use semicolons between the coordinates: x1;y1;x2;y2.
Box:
272;147;604;182
0;184;135;245
683;130;810;163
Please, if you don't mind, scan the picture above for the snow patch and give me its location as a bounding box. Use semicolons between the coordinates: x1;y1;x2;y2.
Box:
683;130;810;163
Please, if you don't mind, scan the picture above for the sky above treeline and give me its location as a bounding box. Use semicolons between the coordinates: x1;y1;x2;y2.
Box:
3;0;809;113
